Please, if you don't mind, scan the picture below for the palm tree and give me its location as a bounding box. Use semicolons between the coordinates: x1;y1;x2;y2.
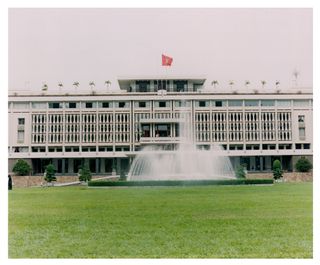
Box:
89;81;95;90
211;80;218;89
261;80;266;89
229;80;234;89
42;83;48;91
73;81;80;90
58;82;63;93
105;80;111;91
293;69;300;87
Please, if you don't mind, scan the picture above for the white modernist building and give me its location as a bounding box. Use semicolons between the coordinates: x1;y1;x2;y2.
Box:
8;77;313;175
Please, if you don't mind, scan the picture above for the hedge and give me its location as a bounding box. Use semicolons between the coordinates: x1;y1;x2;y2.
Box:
88;178;273;187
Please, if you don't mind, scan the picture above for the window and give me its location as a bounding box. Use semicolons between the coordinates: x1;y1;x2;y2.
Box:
303;144;310;149
13;102;29;109
49;102;62;109
277;100;291;107
199;101;206;107
102;102;109;108
17;131;24;142
32;102;47;109
299;128;305;140
175;100;190;107
298;115;305;122
159;101;166;108
85;102;93;108
245;100;259;107
18;118;25;125
119;102;126;108
215;101;222;107
69;102;77;108
294;100;309;107
261;100;275;107
228;100;243;107
139;102;146;108
295;144;302;149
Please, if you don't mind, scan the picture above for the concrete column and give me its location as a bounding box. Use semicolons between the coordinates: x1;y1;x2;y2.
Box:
117;157;121;174
266;156;272;171
62;159;65;174
95;158;99;174
260;157;263;171
68;158;74;173
100;158;106;173
250;157;255;171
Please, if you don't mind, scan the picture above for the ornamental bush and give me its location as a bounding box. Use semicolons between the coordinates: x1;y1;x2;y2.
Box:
295;157;313;172
78;162;92;182
12;159;32;176
44;163;57;183
273;159;283;180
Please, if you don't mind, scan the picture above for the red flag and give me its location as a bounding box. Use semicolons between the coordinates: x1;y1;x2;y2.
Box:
162;54;173;66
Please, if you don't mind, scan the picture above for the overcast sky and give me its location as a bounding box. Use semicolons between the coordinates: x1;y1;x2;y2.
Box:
8;8;312;91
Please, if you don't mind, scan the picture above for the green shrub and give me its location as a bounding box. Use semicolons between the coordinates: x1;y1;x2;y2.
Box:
295;157;313;172
44;163;56;183
88;179;273;187
78;162;92;182
235;164;246;179
12;159;32;176
273;160;283;180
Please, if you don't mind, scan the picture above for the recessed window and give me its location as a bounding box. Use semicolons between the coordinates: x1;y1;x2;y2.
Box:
119;102;126;108
18;118;25;125
295;144;302;150
139;102;146;108
199;101;206;107
49;102;61;109
85;102;93;108
102;102;109;108
68;102;77;108
215;101;223;107
304;144;310;149
159;101;166;108
298;115;305;122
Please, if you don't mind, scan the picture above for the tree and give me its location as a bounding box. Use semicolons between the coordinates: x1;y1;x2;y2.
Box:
44;163;57;183
78;162;92;182
12;159;32;176
295;157;313;172
235;164;246;179
273;160;283;180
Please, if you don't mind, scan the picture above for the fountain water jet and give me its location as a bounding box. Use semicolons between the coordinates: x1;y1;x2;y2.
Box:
128;104;235;181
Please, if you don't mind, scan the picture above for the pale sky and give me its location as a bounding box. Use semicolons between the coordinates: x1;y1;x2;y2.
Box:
8;8;313;91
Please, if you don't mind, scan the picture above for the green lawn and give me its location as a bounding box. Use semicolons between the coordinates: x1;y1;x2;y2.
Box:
8;182;312;258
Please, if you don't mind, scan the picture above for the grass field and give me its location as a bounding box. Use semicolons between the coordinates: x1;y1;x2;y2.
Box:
8;182;312;258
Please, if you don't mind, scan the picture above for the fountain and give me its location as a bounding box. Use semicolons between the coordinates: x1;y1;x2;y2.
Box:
127;105;235;181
